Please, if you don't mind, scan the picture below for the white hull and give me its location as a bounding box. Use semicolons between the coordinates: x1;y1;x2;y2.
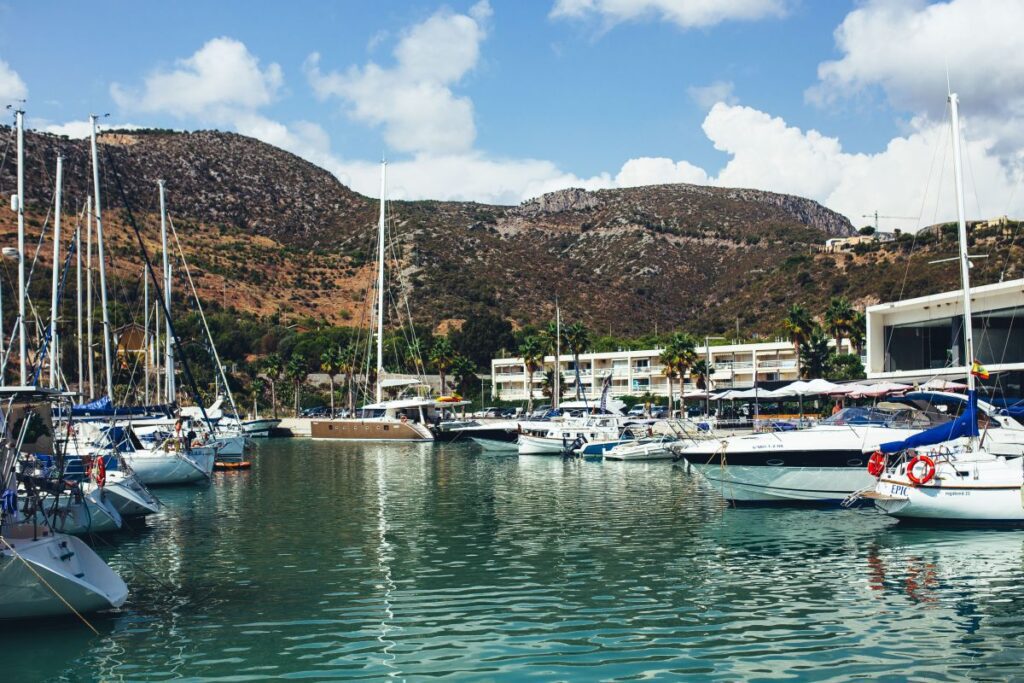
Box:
470;437;519;452
36;487;123;534
103;472;161;517
125;448;215;486
605;441;675;460
873;452;1024;522
0;531;128;619
689;463;876;503
517;434;570;455
241;418;280;438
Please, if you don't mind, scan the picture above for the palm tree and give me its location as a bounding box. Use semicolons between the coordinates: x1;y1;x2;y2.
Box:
250;378;265;418
824;296;855;354
848;310;866;356
450;354;477;396
562;321;590;400
659;345;680;417
541;368;563;403
783;304;814;378
667;333;697;417
338;344;357;415
263;353;283;418
320;346;341;417
519;335;545;414
691;358;715;391
430;335;457;395
286;356;306;416
799;326;831;379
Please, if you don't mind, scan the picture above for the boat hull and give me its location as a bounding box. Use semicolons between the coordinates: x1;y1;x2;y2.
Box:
873;456;1024;522
125;448;215;486
36;487;123;534
0;532;128;619
689;462;875;503
241;418;281;438
310;419;433;442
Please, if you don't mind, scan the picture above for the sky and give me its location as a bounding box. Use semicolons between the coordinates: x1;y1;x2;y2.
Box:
1;0;1022;230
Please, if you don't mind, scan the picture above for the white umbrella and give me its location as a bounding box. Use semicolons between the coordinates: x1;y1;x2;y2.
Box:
920;378;968;391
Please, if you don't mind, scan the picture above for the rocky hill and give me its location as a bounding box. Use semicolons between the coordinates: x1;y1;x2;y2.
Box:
2;125;1014;338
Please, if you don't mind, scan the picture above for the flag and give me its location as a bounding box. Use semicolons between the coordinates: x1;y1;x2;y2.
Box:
971;360;990;380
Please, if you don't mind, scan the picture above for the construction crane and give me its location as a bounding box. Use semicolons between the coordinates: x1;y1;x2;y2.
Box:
862;211;917;233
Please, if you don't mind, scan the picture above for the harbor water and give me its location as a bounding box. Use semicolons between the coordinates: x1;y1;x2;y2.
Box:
6;439;1024;681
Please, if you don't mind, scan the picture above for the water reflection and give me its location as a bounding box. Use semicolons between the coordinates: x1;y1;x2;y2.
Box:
2;441;1024;680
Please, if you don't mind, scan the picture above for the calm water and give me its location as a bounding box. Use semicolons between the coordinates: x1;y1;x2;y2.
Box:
6;440;1024;681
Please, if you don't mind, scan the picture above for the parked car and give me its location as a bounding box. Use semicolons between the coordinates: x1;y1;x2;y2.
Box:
301;406;329;417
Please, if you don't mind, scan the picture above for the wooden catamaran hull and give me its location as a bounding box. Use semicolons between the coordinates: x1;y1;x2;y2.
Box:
310;419;434;442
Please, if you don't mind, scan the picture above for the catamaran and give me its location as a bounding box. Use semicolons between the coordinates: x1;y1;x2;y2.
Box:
310;163;465;442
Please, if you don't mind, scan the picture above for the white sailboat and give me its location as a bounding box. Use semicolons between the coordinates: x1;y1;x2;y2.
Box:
1;386;128;620
866;93;1024;523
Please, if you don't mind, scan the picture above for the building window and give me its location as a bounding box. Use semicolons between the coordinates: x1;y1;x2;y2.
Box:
883;305;1024;372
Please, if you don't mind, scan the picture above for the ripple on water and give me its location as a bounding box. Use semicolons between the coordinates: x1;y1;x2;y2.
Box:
5;440;1024;680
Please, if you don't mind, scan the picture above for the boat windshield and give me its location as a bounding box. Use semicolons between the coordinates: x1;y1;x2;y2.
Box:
356;408;386;419
820;405;946;429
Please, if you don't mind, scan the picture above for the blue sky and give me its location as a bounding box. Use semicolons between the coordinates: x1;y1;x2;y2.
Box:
1;1;1022;227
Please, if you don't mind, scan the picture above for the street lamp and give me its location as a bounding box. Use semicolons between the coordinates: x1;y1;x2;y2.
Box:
704;335;725;418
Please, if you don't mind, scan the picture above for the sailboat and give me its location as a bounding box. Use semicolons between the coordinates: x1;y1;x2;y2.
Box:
1;387;129;619
865;93;1024;523
310;162;455;442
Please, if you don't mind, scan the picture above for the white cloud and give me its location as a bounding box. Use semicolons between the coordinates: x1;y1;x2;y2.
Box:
550;0;786;29
305;2;491;154
34;119;145;138
699;102;1024;230
111;37;283;120
809;0;1024;152
0;58;27;104
688;80;737;109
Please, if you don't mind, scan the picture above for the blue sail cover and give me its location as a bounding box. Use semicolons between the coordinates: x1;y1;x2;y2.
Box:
879;390;979;453
76;396;112;411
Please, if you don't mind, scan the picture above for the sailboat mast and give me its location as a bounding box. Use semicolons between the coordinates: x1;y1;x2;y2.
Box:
15;110;27;385
949;93;976;395
143;263;149;400
49;155;63;389
86;195;95;399
375;161;386;404
89;115;115;401
75;203;83;394
554;301;561;410
160;180;174;404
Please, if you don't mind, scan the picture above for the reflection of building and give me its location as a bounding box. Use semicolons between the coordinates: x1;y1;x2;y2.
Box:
492;341;819;402
865;278;1024;393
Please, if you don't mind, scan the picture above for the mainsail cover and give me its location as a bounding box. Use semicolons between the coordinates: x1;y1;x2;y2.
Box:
878;390;979;453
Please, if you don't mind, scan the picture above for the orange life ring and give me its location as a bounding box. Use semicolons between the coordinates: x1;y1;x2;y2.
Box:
400;414;408;424
93;456;107;488
867;451;886;477
906;454;936;486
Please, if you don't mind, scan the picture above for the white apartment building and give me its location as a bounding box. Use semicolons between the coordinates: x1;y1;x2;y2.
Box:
491;340;808;402
865;277;1024;394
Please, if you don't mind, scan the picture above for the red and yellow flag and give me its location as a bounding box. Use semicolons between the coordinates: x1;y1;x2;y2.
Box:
971;359;990;380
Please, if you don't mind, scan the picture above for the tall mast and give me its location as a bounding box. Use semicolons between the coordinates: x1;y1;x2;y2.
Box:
160;179;174;403
15;110;26;385
86;195;95;399
89;115;115;401
949;93;975;395
49;155;63;388
554;300;561;410
375;161;386;404
143;263;149;400
75;206;83;395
